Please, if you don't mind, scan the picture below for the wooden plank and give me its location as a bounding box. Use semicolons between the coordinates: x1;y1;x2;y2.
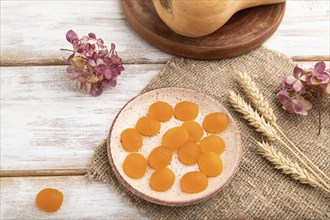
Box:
0;64;162;173
0;176;146;219
1;1;329;66
0;0;170;65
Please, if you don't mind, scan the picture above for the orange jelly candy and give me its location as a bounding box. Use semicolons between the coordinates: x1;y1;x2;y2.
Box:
200;135;225;155
136;116;161;136
202;112;229;133
150;168;175;192
36;188;63;212
148;101;173;122
178;142;201;165
120;128;143;151
174;101;199;121
162;127;189;150
148;146;173;170
198;152;223;177
180;171;208;193
123;153;147;179
181;120;204;142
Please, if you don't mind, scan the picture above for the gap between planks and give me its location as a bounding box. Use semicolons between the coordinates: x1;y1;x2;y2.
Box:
0;59;167;67
0;169;87;177
1;56;330;67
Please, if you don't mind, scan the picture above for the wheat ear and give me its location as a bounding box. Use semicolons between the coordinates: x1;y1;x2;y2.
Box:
228;91;330;191
228;91;277;140
234;70;276;123
235;71;330;183
257;142;330;194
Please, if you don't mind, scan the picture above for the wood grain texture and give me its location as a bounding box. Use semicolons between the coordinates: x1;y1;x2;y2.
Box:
0;1;329;66
0;176;146;219
0;1;329;219
1;61;329;174
0;64;162;172
121;0;285;59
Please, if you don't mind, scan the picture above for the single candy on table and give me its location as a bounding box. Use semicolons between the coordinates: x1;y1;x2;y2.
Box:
35;188;64;212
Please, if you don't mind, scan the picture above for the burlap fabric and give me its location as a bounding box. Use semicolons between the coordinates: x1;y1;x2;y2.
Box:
87;47;330;219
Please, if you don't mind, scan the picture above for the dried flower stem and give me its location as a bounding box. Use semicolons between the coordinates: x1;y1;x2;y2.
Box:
234;71;330;183
257;142;330;194
60;48;75;52
228;91;330;191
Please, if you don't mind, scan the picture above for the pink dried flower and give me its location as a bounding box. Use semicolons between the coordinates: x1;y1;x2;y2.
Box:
306;62;330;88
277;62;329;134
276;90;312;115
64;30;124;96
281;65;307;92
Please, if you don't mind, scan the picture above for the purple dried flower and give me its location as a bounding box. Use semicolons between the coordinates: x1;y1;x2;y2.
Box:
276;62;329;134
276;90;312;115
88;33;96;39
66;30;78;43
281;65;307;92
64;30;124;96
91;82;103;96
306;62;330;87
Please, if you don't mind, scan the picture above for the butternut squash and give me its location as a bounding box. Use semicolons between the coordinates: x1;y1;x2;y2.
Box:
152;0;286;37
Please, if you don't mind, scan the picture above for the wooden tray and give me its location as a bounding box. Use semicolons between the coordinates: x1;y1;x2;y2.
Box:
121;0;286;60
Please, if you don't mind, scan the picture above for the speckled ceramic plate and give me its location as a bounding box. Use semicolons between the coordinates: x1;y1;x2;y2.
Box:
107;87;242;206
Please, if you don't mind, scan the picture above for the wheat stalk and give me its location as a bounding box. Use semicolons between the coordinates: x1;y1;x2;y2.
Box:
234;71;330;183
257;142;329;193
228;91;330;191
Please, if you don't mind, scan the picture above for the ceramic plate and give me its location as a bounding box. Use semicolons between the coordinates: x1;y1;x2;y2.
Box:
107;87;242;206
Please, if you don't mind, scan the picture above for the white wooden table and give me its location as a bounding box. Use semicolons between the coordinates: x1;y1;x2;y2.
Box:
1;1;329;219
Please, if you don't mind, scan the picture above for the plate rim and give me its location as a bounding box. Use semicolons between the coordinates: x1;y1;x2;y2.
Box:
107;87;242;206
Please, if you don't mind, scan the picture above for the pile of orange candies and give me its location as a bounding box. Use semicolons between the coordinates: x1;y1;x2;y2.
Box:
120;101;229;193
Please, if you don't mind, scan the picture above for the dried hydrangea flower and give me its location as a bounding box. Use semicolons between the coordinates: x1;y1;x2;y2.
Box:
64;30;124;96
281;65;307;92
276;62;329;134
276;90;312;115
306;62;330;92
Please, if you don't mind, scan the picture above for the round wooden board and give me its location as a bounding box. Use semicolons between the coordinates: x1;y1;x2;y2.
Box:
121;0;286;60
